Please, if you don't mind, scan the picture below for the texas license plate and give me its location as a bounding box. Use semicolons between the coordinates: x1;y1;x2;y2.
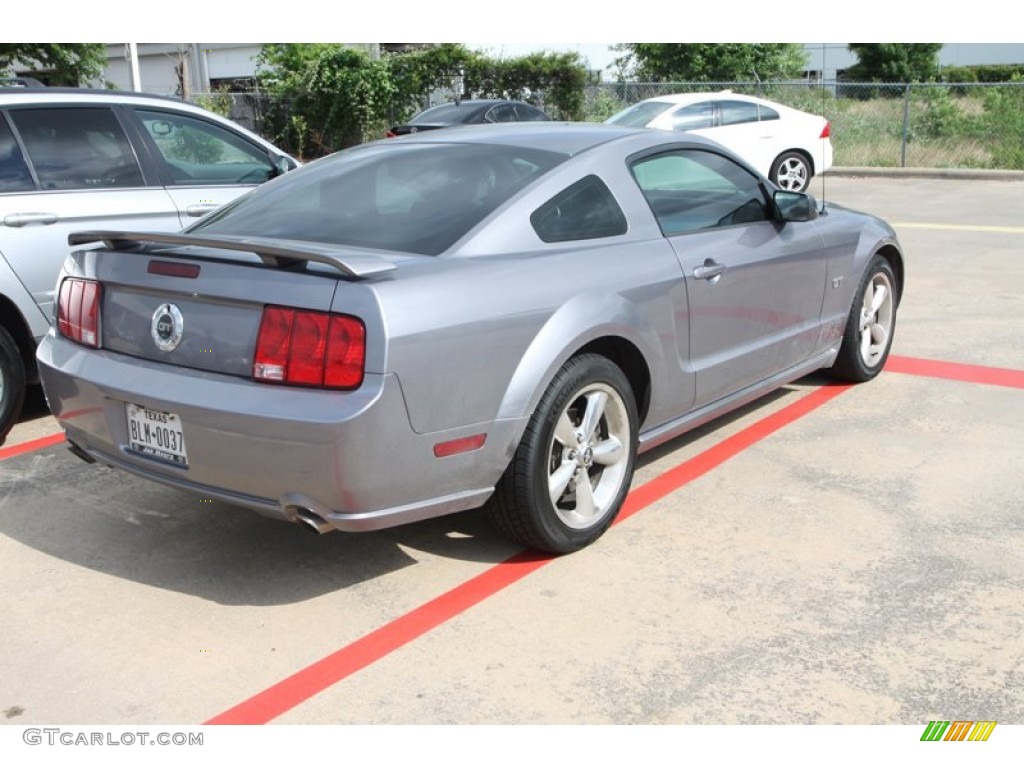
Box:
126;403;188;466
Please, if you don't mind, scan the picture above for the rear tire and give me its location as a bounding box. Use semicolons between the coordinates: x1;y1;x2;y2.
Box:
486;354;638;554
0;326;27;446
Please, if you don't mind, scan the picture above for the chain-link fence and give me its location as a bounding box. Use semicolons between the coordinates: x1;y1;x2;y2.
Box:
190;91;271;137
193;81;1024;170
586;81;1024;170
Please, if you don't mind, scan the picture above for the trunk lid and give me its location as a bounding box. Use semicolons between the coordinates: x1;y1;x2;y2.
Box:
70;231;396;378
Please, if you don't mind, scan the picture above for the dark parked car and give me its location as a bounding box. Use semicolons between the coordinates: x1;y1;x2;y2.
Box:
38;123;903;554
387;99;550;137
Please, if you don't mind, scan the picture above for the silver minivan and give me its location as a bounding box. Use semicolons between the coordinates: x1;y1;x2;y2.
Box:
0;88;296;442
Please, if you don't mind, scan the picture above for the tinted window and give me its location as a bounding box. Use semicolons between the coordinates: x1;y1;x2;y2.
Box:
719;101;760;126
0;115;33;192
192;143;567;256
606;101;673;127
409;103;484;125
669;102;714;131
515;104;549;121
631;150;769;235
759;105;780;121
486;104;518;123
136;109;273;185
531;175;627;243
10;108;143;190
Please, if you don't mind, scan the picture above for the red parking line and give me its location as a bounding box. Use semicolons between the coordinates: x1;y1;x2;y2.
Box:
618;383;852;521
204;383;851;726
886;355;1024;389
4;354;1019;723
0;432;64;462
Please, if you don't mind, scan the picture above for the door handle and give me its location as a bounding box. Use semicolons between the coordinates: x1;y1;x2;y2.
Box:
694;260;727;281
3;212;59;227
186;204;219;217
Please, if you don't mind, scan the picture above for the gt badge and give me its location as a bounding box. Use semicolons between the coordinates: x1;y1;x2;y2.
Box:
151;303;184;352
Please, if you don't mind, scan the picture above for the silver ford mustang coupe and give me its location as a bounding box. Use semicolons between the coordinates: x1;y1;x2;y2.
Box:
37;123;903;553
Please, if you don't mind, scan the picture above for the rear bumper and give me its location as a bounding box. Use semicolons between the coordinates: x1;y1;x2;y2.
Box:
37;332;522;531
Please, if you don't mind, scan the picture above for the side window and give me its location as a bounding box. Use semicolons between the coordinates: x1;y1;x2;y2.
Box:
759;105;780;122
9;108;144;190
136;109;273;185
531;175;627;243
669;102;714;131
515;104;549;122
0;114;34;192
719;100;760;126
486;105;518;123
630;150;769;236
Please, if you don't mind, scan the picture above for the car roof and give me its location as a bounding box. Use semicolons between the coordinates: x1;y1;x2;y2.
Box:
408;99;538;122
0;87;287;155
645;91;772;107
430;99;526;108
373;120;717;156
0;86;192;107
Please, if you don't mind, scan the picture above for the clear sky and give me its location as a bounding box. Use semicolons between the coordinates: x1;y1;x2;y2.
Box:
17;0;1017;56
466;43;619;74
19;2;1014;52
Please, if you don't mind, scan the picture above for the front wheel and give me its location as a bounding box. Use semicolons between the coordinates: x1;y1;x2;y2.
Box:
486;354;638;554
770;151;811;192
829;256;898;382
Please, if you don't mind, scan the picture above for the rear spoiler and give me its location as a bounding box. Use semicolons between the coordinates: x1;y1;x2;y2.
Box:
68;230;397;279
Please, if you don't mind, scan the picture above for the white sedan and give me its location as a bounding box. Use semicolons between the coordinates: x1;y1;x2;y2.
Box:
606;92;833;192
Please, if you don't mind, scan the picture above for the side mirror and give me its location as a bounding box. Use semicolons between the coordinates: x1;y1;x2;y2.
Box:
270;155;295;178
774;190;818;222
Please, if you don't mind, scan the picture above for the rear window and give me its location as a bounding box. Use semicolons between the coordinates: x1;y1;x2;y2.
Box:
409;103;483;124
191;142;567;256
720;101;759;126
605;101;673;127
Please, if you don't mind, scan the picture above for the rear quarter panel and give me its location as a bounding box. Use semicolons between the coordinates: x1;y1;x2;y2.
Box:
371;238;688;437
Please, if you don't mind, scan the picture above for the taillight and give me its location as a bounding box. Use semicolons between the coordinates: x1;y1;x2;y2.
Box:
57;277;102;348
253;306;365;389
820;121;831;139
385;129;397;138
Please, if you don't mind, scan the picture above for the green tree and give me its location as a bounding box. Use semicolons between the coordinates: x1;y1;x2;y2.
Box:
257;43;591;157
0;43;106;85
257;44;394;154
846;44;943;82
613;43;806;82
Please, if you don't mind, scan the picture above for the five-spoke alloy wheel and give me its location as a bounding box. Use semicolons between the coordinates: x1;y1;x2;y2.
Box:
831;255;899;382
770;151;812;192
487;354;638;553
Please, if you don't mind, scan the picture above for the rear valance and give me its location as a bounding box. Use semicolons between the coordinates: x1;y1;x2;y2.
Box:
68;231;397;279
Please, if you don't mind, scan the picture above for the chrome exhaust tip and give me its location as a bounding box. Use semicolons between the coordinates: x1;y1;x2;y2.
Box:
294;508;335;535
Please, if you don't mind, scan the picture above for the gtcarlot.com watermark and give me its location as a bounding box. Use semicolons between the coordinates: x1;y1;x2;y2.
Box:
23;728;203;747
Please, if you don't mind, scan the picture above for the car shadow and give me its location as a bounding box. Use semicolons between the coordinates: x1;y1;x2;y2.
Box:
0;378;834;606
0;444;526;606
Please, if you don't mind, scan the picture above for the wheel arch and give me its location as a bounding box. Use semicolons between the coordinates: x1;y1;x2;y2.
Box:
495;294;658;431
0;293;40;383
774;148;814;176
572;336;651;425
874;243;905;304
